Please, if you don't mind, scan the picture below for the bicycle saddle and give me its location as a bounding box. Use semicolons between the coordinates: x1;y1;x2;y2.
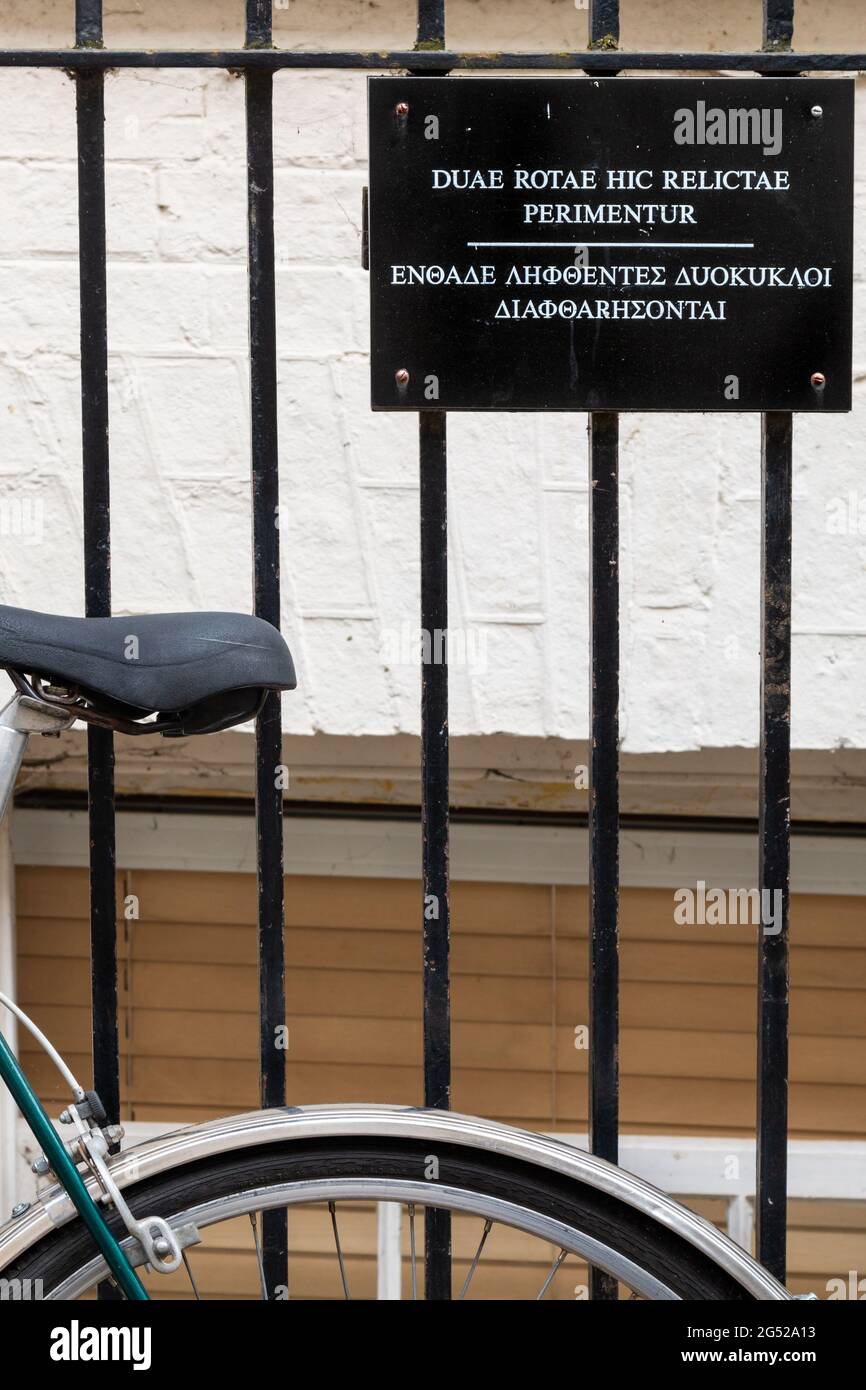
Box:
0;605;296;736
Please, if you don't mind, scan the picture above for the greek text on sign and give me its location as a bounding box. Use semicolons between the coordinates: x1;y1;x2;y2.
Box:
367;78;853;412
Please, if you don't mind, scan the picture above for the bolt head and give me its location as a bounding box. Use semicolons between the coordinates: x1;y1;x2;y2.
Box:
395;102;409;118
810;105;823;118
811;372;826;388
11;1201;30;1217
395;368;410;386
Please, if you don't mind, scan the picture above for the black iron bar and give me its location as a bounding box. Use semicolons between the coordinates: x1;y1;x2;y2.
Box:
763;1;795;51
417;0;445;50
755;0;794;1290
246;0;273;49
757;414;792;1283
246;0;287;1300
587;0;621;1305
1;49;864;71
415;0;450;1303
75;0;119;1140
420;411;451;1299
76;0;120;1306
75;1;102;49
587;412;620;1301
589;0;620;48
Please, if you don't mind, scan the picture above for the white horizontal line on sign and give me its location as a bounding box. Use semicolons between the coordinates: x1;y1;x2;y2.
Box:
466;241;756;249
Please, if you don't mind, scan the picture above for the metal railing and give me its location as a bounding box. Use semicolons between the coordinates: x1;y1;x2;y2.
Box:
0;0;858;1297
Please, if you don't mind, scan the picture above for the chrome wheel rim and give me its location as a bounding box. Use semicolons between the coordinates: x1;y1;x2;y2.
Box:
48;1177;680;1300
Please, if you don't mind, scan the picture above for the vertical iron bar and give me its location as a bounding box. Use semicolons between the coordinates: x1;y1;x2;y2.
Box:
246;0;274;49
587;0;621;1304
75;1;103;49
246;0;287;1300
76;0;118;1133
587;412;620;1301
76;0;119;1305
415;0;450;1303
763;0;795;51
416;0;445;49
420;411;451;1299
757;414;792;1283
588;0;620;47
757;0;794;1289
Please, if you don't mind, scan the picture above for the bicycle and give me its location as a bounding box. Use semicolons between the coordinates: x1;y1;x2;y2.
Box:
0;603;790;1300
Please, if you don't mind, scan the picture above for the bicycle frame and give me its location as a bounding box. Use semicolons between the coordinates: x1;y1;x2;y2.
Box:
0;691;149;1300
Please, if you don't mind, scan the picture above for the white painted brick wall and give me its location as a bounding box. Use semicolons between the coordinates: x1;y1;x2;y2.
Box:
0;2;864;751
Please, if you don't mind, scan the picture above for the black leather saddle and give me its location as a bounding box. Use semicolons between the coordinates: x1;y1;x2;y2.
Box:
0;605;296;736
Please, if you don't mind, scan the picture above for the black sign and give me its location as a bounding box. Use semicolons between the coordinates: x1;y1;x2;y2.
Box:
368;78;853;412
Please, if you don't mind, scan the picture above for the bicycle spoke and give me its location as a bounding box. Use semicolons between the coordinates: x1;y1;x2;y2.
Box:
536;1247;568;1300
458;1219;493;1300
181;1251;202;1301
249;1213;268;1301
408;1203;418;1301
328;1201;352;1300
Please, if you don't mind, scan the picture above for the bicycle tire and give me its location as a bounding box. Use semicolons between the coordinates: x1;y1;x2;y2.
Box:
5;1136;771;1300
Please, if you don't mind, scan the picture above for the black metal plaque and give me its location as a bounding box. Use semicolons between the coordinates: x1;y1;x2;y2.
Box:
368;78;853;412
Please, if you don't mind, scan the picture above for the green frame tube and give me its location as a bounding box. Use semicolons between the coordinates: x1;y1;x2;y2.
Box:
0;1028;148;1300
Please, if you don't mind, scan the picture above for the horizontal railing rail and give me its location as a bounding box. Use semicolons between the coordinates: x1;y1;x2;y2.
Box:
0;50;864;72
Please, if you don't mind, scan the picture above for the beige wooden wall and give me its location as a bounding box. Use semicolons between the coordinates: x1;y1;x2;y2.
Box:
16;865;866;1297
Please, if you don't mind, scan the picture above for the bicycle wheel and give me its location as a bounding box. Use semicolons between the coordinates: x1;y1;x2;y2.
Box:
0;1107;790;1301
